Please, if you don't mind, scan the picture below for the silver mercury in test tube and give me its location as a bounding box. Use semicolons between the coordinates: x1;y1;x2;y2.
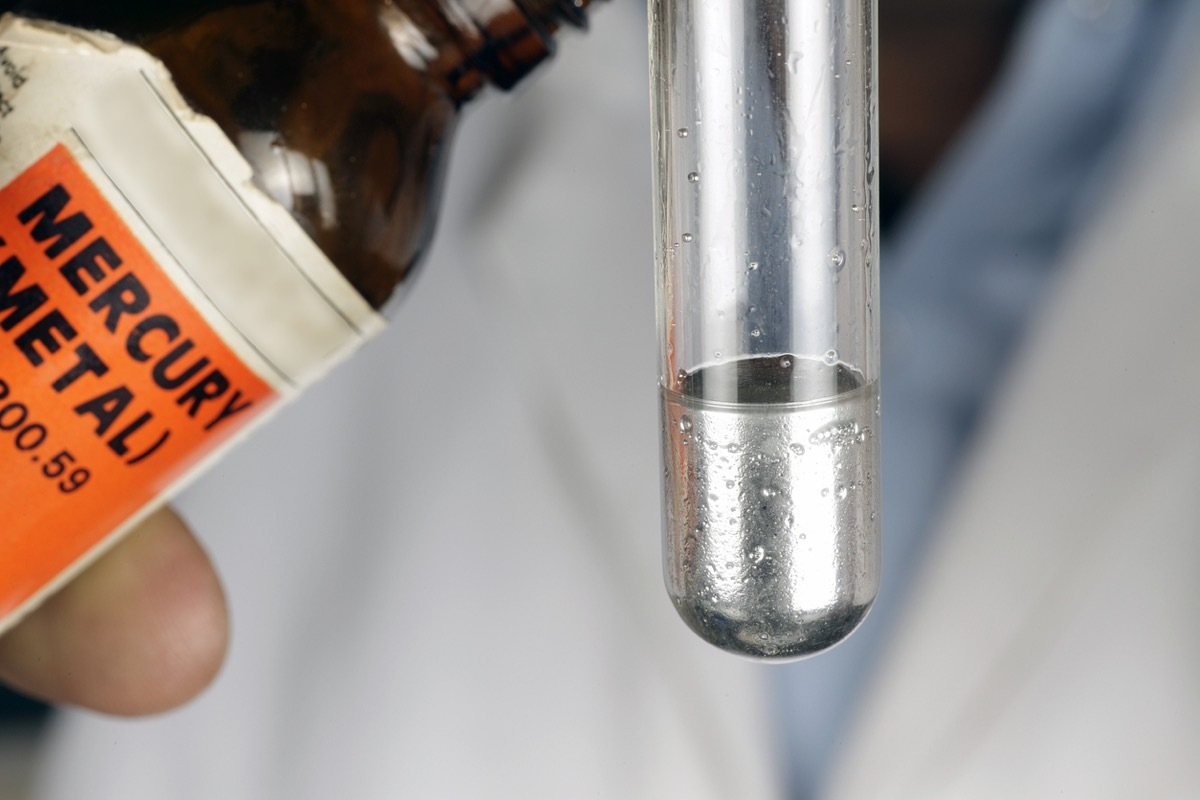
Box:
649;0;880;658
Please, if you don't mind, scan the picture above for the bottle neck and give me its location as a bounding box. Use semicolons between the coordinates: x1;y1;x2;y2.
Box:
15;1;592;100
440;0;591;92
518;0;590;30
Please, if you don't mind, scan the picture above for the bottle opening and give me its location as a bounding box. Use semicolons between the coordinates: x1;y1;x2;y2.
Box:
458;0;593;89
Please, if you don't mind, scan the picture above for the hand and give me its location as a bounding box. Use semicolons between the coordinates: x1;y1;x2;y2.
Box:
0;507;228;716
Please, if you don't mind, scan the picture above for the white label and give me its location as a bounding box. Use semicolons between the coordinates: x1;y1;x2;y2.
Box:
0;14;386;634
0;14;386;393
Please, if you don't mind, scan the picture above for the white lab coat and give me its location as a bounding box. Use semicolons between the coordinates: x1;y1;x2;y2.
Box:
28;1;1200;798
824;26;1200;798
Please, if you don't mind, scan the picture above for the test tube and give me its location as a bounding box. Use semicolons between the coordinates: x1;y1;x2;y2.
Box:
649;0;880;658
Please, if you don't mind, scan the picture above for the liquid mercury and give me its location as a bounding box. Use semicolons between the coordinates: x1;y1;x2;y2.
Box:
660;356;880;658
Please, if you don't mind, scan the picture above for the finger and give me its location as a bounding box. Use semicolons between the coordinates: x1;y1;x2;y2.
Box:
0;506;229;716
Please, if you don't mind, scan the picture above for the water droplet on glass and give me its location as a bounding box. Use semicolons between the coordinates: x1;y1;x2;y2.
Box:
828;248;846;272
750;328;761;338
780;356;793;369
790;443;805;455
823;349;838;366
761;487;776;499
682;232;694;243
750;546;766;564
836;485;849;500
727;442;740;453
687;172;700;183
821;488;830;498
748;261;760;271
677;127;689;138
726;480;735;489
679;415;693;432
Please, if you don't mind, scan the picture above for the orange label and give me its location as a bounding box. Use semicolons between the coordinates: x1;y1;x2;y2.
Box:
0;144;276;621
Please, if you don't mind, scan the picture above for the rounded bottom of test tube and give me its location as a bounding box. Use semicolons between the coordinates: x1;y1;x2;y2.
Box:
670;594;872;660
660;358;881;661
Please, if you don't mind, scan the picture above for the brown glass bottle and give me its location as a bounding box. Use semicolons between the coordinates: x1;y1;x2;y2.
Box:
11;0;592;309
0;0;595;633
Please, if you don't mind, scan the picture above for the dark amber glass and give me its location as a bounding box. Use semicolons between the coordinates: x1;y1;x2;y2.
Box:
10;0;591;308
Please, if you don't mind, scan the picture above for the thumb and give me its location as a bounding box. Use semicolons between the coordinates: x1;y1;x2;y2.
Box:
0;506;229;716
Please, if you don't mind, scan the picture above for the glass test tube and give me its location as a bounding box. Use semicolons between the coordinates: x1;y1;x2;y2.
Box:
650;0;880;658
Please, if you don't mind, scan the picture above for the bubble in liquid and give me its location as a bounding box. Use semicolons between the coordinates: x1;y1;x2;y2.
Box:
810;419;861;448
677;127;689;138
688;172;701;183
749;546;766;564
789;442;805;455
779;356;793;368
828;248;846;272
750;328;762;338
823;349;839;366
682;233;694;243
748;261;760;271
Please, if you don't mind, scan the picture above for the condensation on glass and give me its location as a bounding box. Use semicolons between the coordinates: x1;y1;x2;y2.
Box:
649;0;880;658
